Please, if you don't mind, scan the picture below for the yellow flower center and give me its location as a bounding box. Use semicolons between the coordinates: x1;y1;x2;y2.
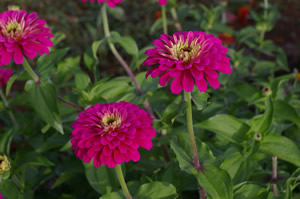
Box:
101;113;122;132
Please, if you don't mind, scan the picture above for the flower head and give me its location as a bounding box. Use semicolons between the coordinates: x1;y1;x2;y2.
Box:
144;31;231;94
0;155;10;174
71;101;155;168
218;33;236;45
0;68;13;88
0;10;53;66
82;0;123;7
159;0;167;6
237;6;250;25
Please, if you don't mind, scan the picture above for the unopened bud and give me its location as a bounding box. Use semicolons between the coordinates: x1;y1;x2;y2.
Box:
0;155;10;174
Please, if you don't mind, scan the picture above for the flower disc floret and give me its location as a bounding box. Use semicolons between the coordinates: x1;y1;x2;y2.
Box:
144;31;232;94
71;101;155;168
81;0;123;7
0;10;53;65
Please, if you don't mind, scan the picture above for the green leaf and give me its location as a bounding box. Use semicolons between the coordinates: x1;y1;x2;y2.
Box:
100;191;125;199
27;79;64;134
260;134;300;166
0;180;21;199
170;137;196;175
37;48;69;75
51;172;79;189
171;134;232;199
196;164;233;199
84;162;119;195
110;32;138;57
251;96;273;136
276;48;289;71
192;92;210;111
75;72;91;90
221;152;256;185
0;129;14;154
234;184;268;199
51;32;66;47
194;114;250;144
135;182;177;199
274;100;300;127
5;74;18;97
162;102;186;124
92;40;104;60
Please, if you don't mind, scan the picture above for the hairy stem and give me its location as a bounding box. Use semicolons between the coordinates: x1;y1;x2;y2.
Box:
115;164;132;199
272;156;278;197
23;58;39;82
58;96;85;112
0;90;18;127
161;5;168;34
184;91;201;170
101;4;142;93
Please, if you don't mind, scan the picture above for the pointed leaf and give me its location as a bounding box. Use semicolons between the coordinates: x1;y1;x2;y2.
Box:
135;182;177;199
194;114;250;144
260;134;300;166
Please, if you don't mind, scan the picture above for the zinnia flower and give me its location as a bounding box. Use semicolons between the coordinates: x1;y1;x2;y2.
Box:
237;6;249;25
0;193;3;199
218;33;236;45
0;10;53;66
71;101;155;168
81;0;123;8
0;68;13;88
144;31;231;94
158;0;167;6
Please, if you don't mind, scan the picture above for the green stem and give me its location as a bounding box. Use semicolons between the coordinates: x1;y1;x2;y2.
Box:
161;5;168;34
184;91;201;171
170;7;182;32
23;58;39;82
115;165;132;199
0;90;18;127
101;4;142;93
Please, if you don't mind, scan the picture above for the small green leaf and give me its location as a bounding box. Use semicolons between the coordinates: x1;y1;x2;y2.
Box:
27;79;64;134
75;72;91;90
260;134;300;166
221;152;256;185
5;74;18;97
37;48;69;75
196;164;233;199
100;191;125;199
251;96;273;136
135;182;177;199
234;184;268;199
51;172;79;189
110;32;138;57
84;162;119;195
92;40;104;60
0;180;21;199
194;114;250;144
192;92;210;110
274;100;300;127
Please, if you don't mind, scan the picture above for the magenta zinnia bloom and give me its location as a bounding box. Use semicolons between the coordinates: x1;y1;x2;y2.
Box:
144;31;231;94
0;193;3;199
0;10;53;66
71;101;155;168
159;0;167;6
81;0;123;8
0;68;13;88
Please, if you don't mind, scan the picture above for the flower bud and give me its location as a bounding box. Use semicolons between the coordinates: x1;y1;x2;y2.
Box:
0;155;11;174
